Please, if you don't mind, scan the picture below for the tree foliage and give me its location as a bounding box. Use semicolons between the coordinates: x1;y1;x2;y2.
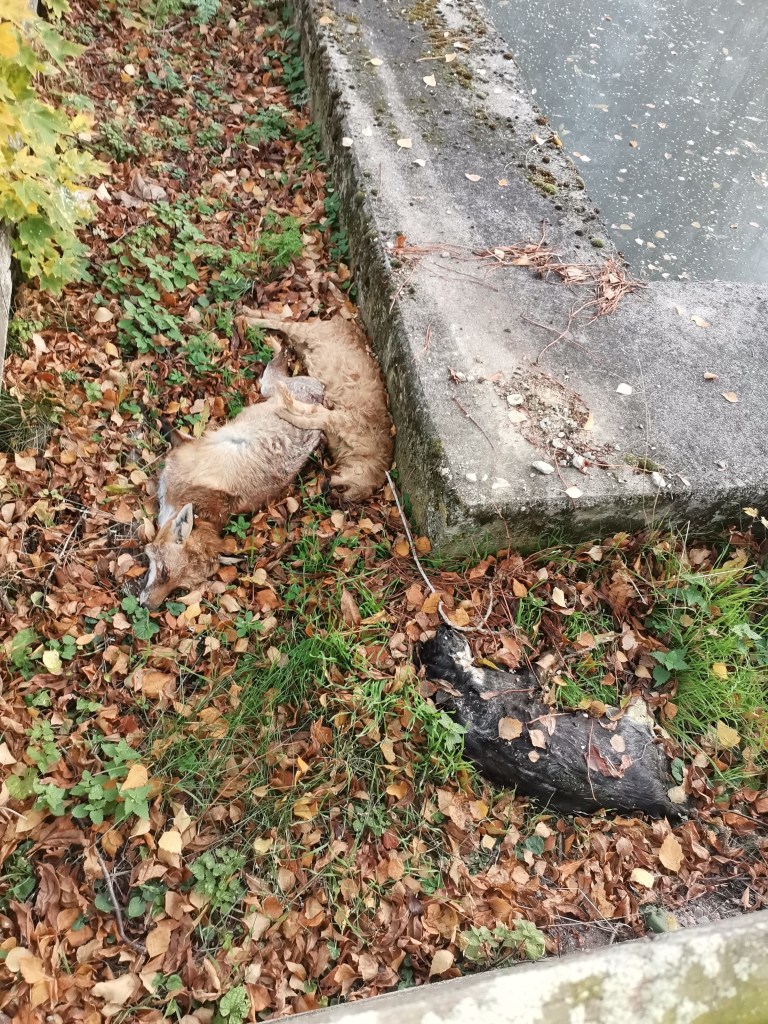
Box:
0;0;103;293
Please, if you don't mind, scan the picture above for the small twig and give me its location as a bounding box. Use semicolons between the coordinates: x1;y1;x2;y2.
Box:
451;396;495;449
93;845;145;954
385;471;493;632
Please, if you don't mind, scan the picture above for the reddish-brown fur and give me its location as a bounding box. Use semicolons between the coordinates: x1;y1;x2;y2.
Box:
240;310;393;502
139;354;323;608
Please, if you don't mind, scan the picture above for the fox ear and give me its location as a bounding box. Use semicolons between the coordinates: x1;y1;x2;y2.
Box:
171;503;194;544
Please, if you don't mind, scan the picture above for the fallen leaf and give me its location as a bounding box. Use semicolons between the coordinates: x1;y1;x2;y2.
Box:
711;662;728;680
529;729;546;749
498;717;523;740
131;171;167;202
429;949;454;976
340;588;362;627
551;587;567;608
397;138;412;149
6;948;47;983
120;763;148;792
42;649;63;675
465;173;481;182
14;453;36;472
630;868;655;888
722;391;739;403
368;57;383;66
94;306;114;323
92;973;139;1010
423;74;436;87
658;833;684;873
158;829;183;854
703;371;718;381
690;314;711;328
145;920;174;958
715;720;740;749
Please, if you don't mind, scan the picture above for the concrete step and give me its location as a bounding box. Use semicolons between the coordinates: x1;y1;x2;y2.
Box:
295;0;768;553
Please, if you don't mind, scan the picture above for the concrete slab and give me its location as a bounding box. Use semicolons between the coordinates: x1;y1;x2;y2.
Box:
294;0;768;554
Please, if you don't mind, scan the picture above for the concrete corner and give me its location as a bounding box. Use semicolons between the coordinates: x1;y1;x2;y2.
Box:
294;0;768;553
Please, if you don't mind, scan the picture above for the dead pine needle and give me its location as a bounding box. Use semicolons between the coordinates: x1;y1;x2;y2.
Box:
385;470;493;632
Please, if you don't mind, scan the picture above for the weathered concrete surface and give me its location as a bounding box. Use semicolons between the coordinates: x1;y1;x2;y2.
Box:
288;910;768;1024
293;0;768;553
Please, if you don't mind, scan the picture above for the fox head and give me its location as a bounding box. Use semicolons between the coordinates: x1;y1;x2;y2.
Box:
139;504;239;609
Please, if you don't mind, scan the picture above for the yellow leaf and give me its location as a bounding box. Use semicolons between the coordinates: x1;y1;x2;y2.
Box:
715;720;740;749
14;453;36;472
658;833;684;873
630;868;655;888
120;763;148;792
711;662;728;680
0;24;19;59
42;649;62;675
429;949;454;976
743;507;759;518
158;829;183;854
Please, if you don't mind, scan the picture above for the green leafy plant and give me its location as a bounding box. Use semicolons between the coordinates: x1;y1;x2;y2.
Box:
190;847;246;915
214;985;249;1024
651;648;690;687
0;841;36;911
120;594;160;641
459;921;546;964
0;1;104;292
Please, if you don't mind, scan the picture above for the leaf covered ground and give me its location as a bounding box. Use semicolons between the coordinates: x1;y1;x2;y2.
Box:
1;0;768;1019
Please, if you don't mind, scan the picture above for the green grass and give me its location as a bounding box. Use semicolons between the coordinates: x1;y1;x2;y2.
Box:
541;535;768;785
141;542;472;926
641;555;768;782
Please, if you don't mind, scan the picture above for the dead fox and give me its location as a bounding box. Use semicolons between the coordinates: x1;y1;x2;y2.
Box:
239;310;393;502
139;352;323;609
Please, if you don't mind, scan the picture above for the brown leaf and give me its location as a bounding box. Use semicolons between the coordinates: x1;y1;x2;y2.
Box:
92;973;139;1008
145;920;174;958
498;717;523;740
120;763;148;792
528;728;547;749
6;948;47;983
429;949;454;976
340;588;362;627
131;171;168;202
658;833;684;873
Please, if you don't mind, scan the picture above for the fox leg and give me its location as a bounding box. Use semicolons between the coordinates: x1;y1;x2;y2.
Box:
275;382;341;442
